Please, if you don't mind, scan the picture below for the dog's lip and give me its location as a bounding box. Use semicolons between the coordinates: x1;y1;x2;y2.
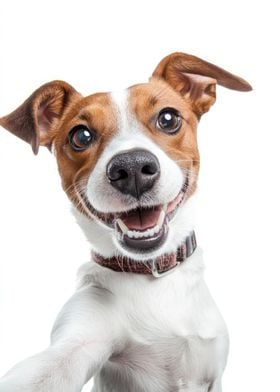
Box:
114;190;185;252
82;181;187;252
117;223;169;253
116;193;183;234
84;179;188;230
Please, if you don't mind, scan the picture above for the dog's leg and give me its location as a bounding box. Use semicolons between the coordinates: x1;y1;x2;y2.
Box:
0;285;117;392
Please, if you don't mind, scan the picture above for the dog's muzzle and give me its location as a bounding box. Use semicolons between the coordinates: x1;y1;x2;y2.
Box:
84;148;188;254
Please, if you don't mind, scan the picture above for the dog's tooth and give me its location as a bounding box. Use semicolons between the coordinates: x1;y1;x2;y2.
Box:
140;230;148;238
141;231;147;238
154;225;160;234
157;210;165;228
163;204;168;212
145;229;151;237
116;219;129;235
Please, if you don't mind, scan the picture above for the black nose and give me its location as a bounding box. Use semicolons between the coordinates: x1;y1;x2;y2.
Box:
106;149;160;198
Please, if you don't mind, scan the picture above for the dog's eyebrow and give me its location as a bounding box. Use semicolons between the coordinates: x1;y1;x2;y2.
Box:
78;111;93;123
148;95;158;107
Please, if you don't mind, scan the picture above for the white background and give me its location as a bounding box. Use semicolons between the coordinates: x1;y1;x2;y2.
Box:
0;1;279;391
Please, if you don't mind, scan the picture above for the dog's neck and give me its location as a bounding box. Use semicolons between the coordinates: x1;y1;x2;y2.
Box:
91;231;197;278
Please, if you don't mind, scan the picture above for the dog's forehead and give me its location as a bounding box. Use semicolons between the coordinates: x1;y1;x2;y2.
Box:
128;79;188;111
64;79;191;132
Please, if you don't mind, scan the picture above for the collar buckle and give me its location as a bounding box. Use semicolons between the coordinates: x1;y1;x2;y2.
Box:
150;260;180;278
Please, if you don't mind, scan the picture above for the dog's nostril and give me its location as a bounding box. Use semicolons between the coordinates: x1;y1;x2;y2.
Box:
141;164;157;175
111;169;128;181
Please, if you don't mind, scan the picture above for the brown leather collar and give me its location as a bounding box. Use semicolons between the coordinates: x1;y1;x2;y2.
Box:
91;231;197;278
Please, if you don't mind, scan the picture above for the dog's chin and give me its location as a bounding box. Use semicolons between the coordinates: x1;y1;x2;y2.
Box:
85;184;187;257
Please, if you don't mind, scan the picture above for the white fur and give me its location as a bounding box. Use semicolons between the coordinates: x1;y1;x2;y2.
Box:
0;252;228;392
85;89;189;261
87;89;183;214
0;89;229;392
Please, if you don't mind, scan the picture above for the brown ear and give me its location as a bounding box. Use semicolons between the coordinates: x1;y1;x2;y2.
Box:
0;81;80;154
152;52;252;116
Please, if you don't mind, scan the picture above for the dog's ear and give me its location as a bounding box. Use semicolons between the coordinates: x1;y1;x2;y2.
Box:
152;52;252;116
0;81;80;154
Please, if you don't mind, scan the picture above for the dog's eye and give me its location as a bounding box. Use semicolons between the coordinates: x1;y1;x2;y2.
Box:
68;125;95;151
156;108;182;134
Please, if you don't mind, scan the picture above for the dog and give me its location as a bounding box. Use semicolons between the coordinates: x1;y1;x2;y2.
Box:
0;52;251;392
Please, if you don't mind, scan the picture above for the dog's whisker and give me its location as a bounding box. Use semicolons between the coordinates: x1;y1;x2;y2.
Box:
174;158;200;163
128;259;133;274
115;255;125;273
143;260;153;274
63;176;98;220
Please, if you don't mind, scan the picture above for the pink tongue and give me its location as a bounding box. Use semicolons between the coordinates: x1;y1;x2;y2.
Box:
121;207;162;230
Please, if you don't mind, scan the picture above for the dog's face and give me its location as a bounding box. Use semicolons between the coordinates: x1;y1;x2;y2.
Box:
0;53;251;260
56;79;201;260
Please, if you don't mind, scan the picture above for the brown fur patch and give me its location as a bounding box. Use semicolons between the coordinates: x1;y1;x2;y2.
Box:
128;79;200;197
0;53;252;217
50;93;119;213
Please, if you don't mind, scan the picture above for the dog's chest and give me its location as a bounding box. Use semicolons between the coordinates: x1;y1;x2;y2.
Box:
90;265;227;392
95;335;219;392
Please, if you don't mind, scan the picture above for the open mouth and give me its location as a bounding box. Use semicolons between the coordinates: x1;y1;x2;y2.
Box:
115;190;184;252
83;182;187;253
83;179;188;253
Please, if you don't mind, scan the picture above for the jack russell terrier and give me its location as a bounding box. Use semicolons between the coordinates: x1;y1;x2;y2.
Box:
0;52;251;392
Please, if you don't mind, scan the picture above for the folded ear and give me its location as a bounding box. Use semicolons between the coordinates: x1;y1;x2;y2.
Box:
152;52;252;116
0;81;80;154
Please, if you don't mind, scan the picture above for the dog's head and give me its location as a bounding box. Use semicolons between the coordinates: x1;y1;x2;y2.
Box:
0;53;251;261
